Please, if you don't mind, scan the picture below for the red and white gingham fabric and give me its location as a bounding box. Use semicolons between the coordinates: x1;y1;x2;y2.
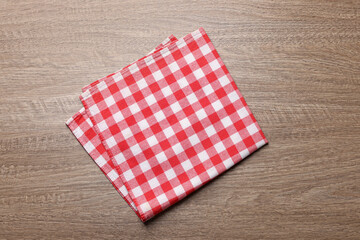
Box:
67;36;178;215
67;28;267;222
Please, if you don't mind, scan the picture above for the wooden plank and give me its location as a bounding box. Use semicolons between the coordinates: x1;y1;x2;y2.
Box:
0;0;359;239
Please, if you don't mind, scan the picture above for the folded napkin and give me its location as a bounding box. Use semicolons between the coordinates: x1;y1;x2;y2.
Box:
67;28;267;222
67;35;178;213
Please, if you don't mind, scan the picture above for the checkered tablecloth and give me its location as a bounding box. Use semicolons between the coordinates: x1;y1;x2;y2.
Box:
67;28;267;222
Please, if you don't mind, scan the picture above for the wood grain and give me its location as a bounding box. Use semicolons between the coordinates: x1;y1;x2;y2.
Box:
0;0;359;239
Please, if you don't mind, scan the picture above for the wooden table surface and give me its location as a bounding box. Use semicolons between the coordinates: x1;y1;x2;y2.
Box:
1;1;359;239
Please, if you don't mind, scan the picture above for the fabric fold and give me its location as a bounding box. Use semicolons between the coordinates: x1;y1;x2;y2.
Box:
67;36;178;215
67;28;267;222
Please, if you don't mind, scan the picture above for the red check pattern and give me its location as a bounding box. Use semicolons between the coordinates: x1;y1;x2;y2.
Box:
66;108;138;212
67;36;177;216
67;28;267;222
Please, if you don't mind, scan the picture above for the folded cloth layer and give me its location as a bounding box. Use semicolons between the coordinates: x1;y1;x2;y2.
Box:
68;28;268;222
67;36;178;214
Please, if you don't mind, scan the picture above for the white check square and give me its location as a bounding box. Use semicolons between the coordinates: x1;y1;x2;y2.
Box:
120;87;131;98
202;84;214;96
209;60;221;71
256;140;266;148
164;168;176;180
188;134;201;145
168;61;180;72
163;126;175;138
129;102;141;115
228;91;240;103
139;202;151;213
94;155;107;168
223;158;234;169
173;184;185;196
161;85;172;97
132;186;143;198
148;177;160;188
193;68;205;79
218;75;230;87
181;159;193;172
247;123;258;135
237;107;249;119
230;132;242;144
178;77;189;88
212;100;223;112
137;78;148;90
214;142;226;153
113;111;124;123
145;94;157;106
107;169;119;181
114;153;126;165
155;152;167;164
170;101;182;114
154;110;166;122
147;135;158;147
157;193;168;205
204;125;217;137
97;120;108;132
184;53;196;64
123;169;135;181
153;70;164;81
197;150;210;162
130;143;142;156
207;167;218;179
195;108;207;120
221;116;232;128
186;92;197;105
106;136;117;148
73;126;84;138
179;118;191;129
129;65;140;74
200;44;211;55
172;142;184;155
89;105;100;115
84;141;95;152
138;119;150;131
139;161;151;172
104;95;116;107
121;127;132;139
240;149;250;159
190;176;201;188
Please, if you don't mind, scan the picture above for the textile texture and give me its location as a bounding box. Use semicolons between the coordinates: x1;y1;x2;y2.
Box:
67;28;267;222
